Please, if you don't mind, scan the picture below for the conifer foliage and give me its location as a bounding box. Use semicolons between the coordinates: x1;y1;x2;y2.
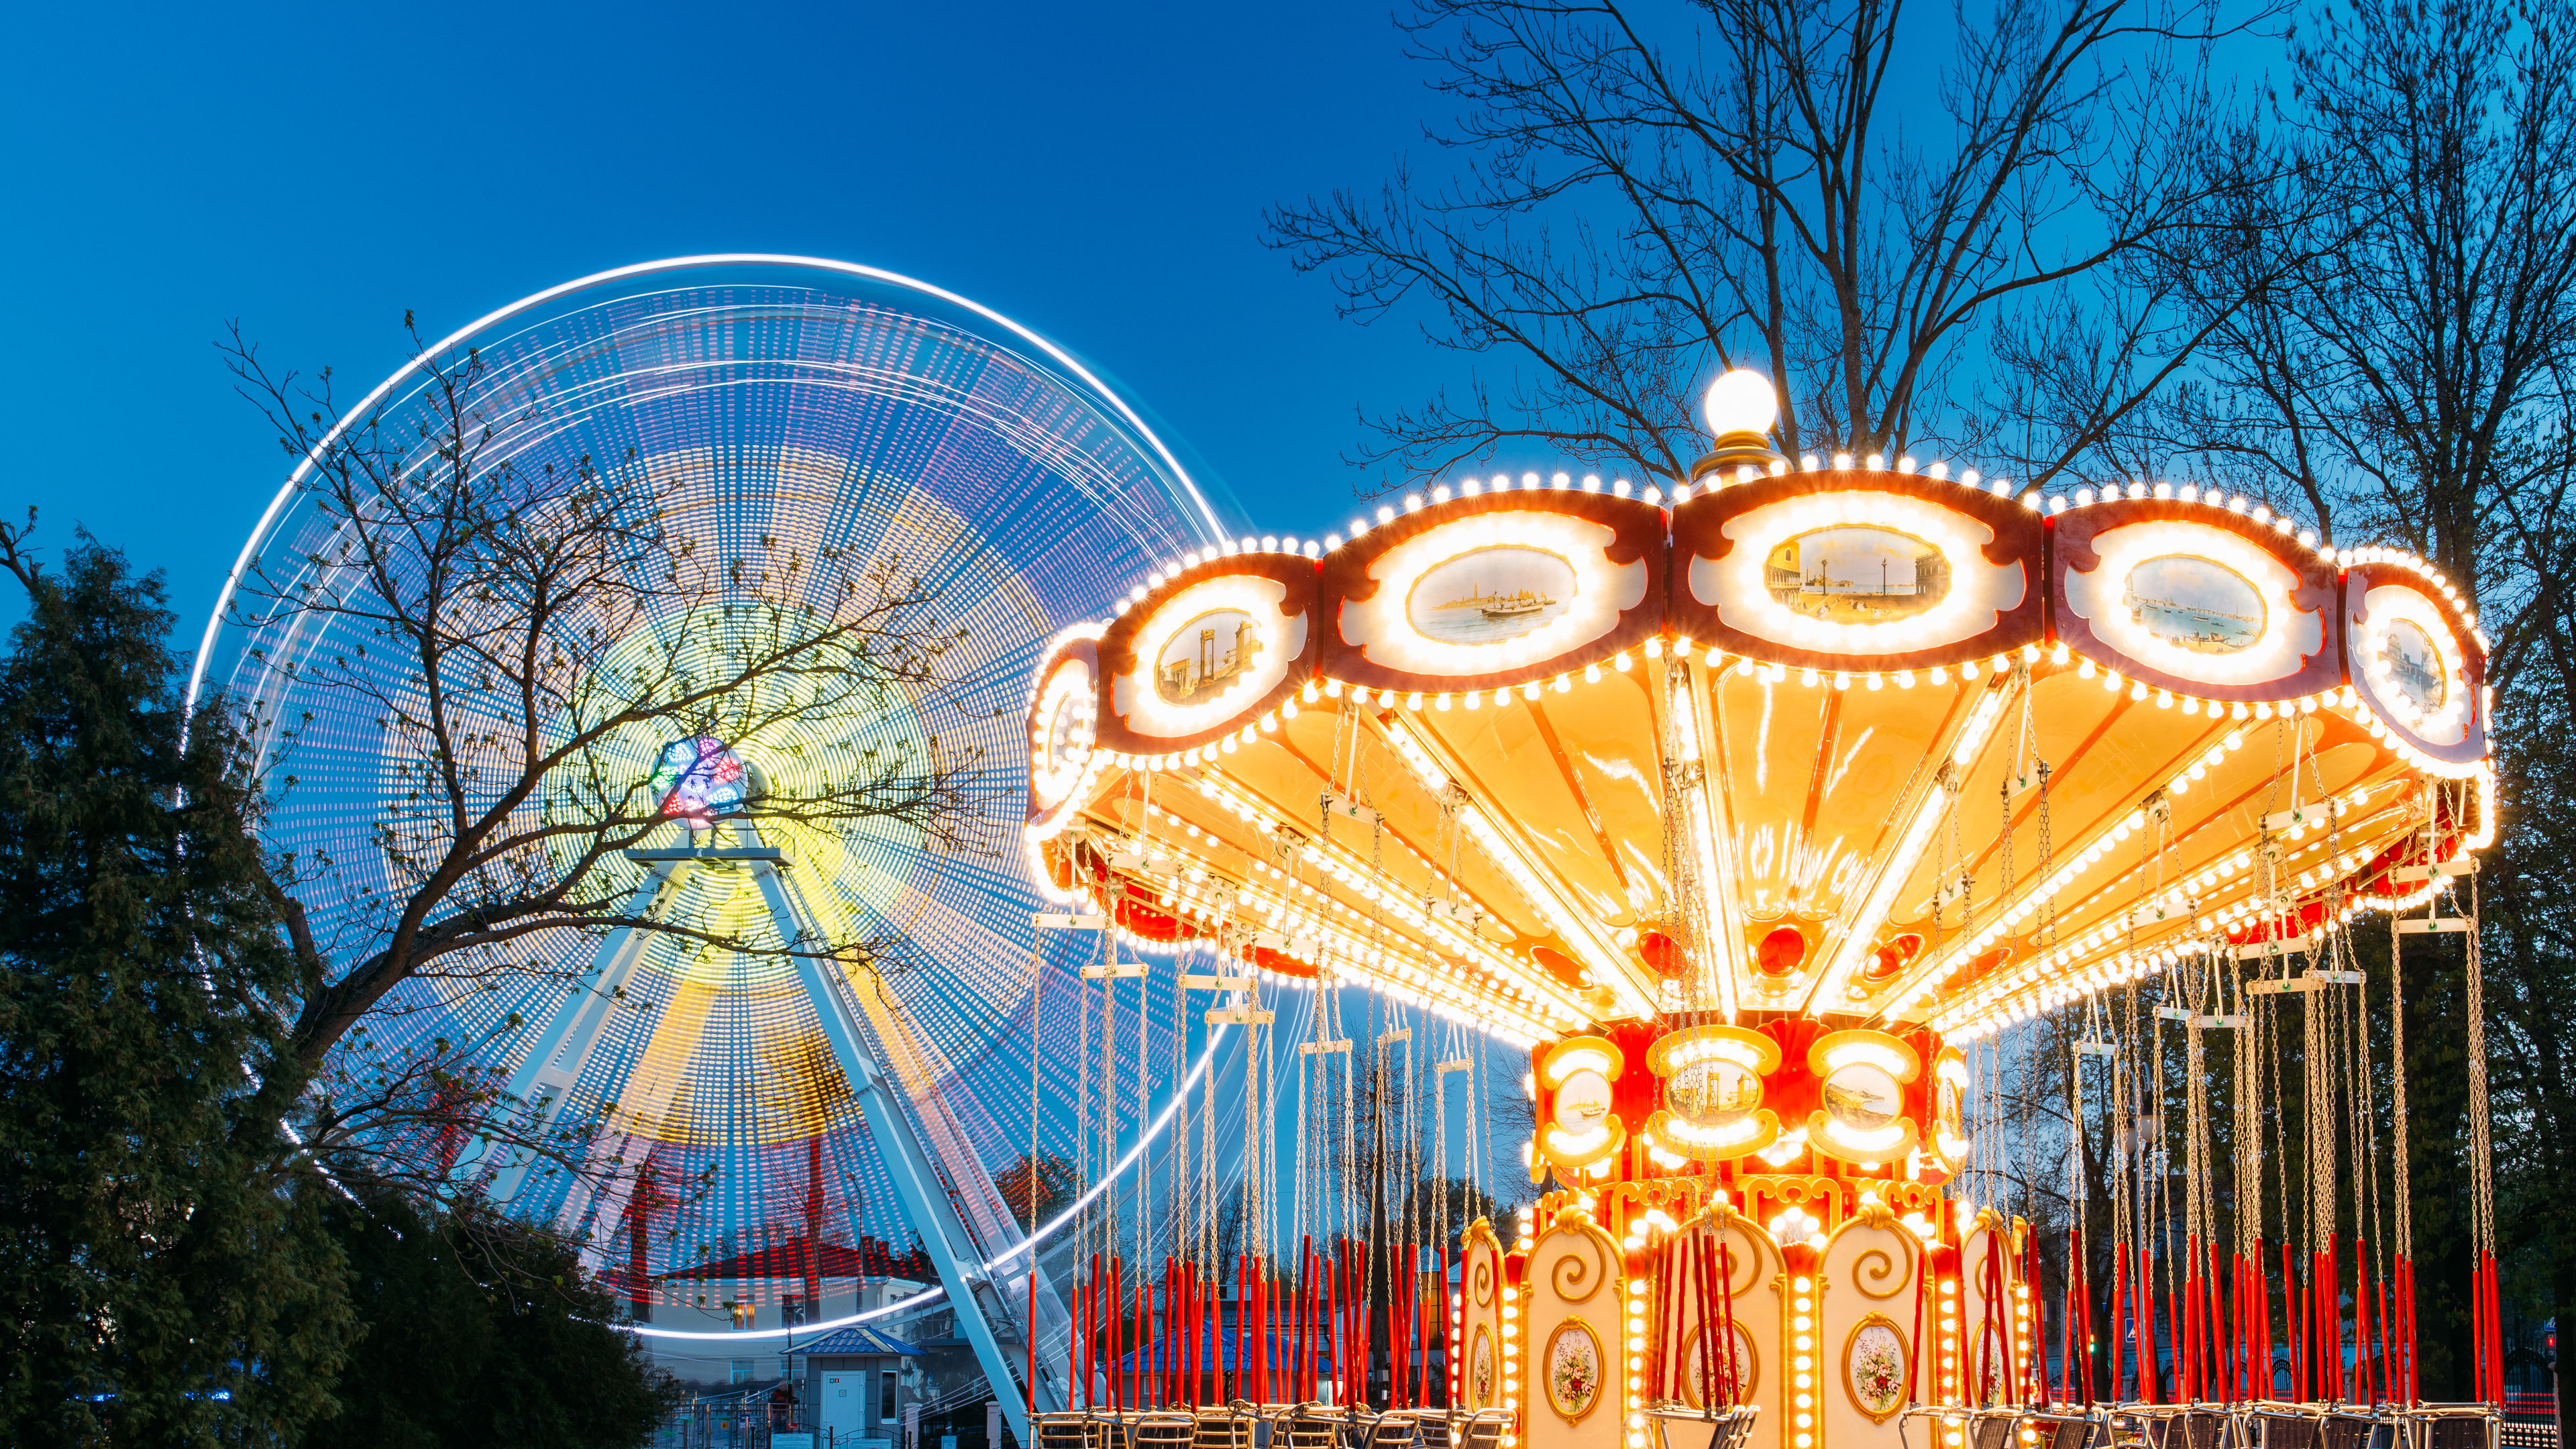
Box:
0;527;354;1447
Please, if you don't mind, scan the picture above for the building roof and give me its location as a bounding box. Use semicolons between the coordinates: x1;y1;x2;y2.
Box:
661;1236;924;1282
790;1326;921;1358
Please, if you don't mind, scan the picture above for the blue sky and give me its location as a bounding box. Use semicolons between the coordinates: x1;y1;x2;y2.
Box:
1;1;1468;639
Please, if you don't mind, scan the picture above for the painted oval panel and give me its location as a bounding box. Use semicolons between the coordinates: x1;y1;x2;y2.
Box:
1154;609;1264;705
1676;1321;1758;1407
1821;1061;1902;1133
1405;545;1577;645
1543;1319;1603;1421
1668;1057;1762;1131
1469;1326;1497;1408
1763;525;1952;624
1843;1317;1910;1423
2379;618;2447;714
2121;554;2265;655
1552;1068;1613;1132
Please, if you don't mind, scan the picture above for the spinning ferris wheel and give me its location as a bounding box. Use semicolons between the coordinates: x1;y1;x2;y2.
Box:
193;256;1242;1431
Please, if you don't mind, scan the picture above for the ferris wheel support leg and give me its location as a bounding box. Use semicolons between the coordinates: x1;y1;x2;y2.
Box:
751;863;1061;1442
460;861;692;1201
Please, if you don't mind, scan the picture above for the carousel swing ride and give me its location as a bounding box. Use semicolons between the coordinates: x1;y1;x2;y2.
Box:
1015;370;2505;1449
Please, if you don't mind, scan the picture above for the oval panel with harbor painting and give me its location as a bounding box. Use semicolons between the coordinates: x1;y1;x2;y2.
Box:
2120;554;2266;655
1404;546;1577;645
1820;1061;1903;1134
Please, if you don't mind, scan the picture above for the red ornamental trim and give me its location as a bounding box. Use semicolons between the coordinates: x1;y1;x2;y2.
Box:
1091;551;1318;757
2339;562;2487;765
2050;497;2342;702
1317;490;1666;694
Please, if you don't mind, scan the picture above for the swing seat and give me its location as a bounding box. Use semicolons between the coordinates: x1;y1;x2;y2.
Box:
2400;1405;2498;1449
2021;1407;2108;1449
2318;1410;2383;1449
1454;1407;1515;1449
1972;1408;2020;1449
2127;1403;2239;1449
1192;1409;1258;1449
1281;1407;1352;1449
1134;1410;1201;1449
1898;1403;1976;1449
1367;1411;1423;1449
1037;1411;1111;1449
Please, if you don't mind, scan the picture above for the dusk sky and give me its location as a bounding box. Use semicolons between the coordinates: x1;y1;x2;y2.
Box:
3;2;1481;639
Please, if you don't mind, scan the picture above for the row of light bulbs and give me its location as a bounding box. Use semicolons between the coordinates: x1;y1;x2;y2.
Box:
1101;432;2457;635
1935;763;2494;1034
1935;804;2487;1040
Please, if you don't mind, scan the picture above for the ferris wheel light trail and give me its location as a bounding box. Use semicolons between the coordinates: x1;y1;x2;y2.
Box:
184;252;1226;721
202;259;1240;1406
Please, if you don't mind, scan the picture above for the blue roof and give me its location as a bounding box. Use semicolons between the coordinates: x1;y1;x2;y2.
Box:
791;1326;920;1357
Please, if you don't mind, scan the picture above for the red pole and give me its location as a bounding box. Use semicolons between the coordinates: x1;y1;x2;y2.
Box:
2109;1243;2129;1399
2282;1242;2303;1403
2390;1248;2411;1392
1415;1244;1428;1407
1434;1246;1449;1408
1339;1237;1360;1402
1719;1235;1739;1404
1349;1242;1363;1409
2258;1240;2274;1401
2373;1249;2394;1405
1393;1245;1411;1409
2077;1240;2096;1406
2137;1248;2157;1403
2060;1231;2078;1402
1086;1255;1100;1408
1296;1240;1311;1401
2180;1237;2198;1403
1417;1245;1432;1407
1658;1234;1674;1403
1914;1247;1932;1406
2473;1252;2493;1402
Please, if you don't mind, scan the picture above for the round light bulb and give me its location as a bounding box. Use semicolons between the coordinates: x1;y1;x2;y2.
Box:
1705;368;1780;437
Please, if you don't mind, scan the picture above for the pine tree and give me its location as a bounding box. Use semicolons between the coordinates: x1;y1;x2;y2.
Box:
0;529;354;1446
316;1184;684;1449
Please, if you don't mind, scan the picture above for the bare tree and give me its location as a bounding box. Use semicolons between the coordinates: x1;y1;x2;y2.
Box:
2160;0;2576;694
218;319;995;1200
2149;3;2576;1399
1267;0;2285;488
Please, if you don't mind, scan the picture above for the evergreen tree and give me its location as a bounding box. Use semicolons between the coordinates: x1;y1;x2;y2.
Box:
317;1183;684;1449
0;529;354;1446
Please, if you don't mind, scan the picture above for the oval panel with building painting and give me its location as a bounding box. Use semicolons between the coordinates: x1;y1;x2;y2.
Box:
2378;618;2447;715
1405;546;1576;645
1764;525;1952;625
1155;609;1263;706
1668;1057;1762;1131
